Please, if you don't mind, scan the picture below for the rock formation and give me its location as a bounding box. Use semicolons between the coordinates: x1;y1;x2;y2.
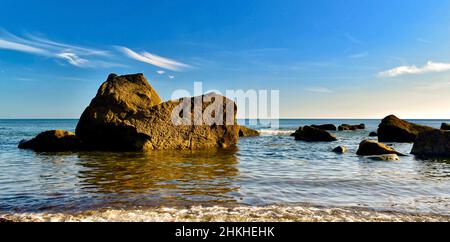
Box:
441;123;450;131
75;73;240;151
293;126;337;142
311;124;337;131
411;130;450;158
378;115;435;143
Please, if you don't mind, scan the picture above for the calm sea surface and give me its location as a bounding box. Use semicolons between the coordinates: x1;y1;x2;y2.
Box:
1;119;450;215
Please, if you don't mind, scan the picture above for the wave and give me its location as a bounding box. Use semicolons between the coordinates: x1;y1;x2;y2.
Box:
258;129;295;136
1;205;448;222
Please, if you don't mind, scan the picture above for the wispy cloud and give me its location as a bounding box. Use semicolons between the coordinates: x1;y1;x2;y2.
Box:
348;52;368;59
156;70;165;75
118;47;191;71
305;87;333;93
379;61;450;77
168;75;175;79
0;30;111;67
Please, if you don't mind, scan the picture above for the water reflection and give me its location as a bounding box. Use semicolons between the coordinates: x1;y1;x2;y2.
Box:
75;149;240;208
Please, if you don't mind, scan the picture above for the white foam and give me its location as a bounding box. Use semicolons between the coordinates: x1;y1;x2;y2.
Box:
1;205;448;222
258;129;295;136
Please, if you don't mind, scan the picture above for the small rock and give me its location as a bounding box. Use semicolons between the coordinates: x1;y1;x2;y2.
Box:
369;132;378;137
294;126;337;142
441;123;450;131
356;140;405;156
366;154;400;161
239;126;260;137
338;124;365;131
18;130;81;152
333;146;347;154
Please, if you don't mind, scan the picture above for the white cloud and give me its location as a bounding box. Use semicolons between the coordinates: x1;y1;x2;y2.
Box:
305;87;333;93
168;75;175;79
379;61;450;77
156;70;165;75
118;47;191;71
56;52;88;67
0;39;46;54
0;30;110;67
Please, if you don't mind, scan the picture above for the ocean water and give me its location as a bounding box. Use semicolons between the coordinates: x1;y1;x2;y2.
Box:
1;119;450;219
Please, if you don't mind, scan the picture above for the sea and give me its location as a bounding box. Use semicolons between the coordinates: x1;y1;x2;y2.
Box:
1;119;450;221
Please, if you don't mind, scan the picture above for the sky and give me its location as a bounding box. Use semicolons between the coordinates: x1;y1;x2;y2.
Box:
1;0;450;119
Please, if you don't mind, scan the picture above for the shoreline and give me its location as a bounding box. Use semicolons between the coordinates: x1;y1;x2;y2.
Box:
2;205;449;222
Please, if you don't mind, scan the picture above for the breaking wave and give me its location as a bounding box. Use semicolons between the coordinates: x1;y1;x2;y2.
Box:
1;205;449;222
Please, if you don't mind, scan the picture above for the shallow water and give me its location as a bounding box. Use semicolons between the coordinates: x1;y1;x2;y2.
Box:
1;119;450;217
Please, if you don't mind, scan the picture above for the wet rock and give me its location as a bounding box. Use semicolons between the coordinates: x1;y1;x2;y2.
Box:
441;123;450;131
311;124;337;131
294;126;337;142
338;124;365;131
76;73;240;151
378;115;435;143
239;126;260;137
411;129;450;158
356;140;405;156
366;154;400;161
18;130;81;152
369;132;378;137
333;146;347;154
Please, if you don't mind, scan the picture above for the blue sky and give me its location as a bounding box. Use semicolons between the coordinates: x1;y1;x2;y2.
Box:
1;0;450;118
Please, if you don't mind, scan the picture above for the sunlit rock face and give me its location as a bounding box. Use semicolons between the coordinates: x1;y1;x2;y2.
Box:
76;73;239;151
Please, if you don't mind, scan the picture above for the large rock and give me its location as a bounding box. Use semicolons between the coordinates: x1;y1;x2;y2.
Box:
356;140;404;156
294;126;337;142
18;130;81;152
239;126;260;137
411;130;450;158
441;123;450;131
76;73;240;151
311;124;337;131
338;124;365;131
378;115;435;143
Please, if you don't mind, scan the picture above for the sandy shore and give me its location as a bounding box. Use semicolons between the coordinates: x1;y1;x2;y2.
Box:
1;205;449;222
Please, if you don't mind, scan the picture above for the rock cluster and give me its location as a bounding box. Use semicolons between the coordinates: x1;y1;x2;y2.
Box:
378;115;434;143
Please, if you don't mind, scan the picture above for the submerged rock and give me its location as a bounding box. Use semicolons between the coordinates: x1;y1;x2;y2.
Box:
441;123;450;131
338;124;365;131
356;140;404;156
18;130;81;152
333;146;347;154
76;73;240;151
369;132;378;137
411;130;450;158
294;126;337;142
378;115;435;143
239;126;260;137
311;124;337;131
366;154;400;161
